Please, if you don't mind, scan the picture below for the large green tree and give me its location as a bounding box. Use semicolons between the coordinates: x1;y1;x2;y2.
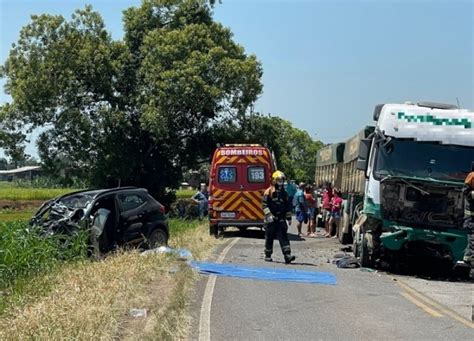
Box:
0;0;262;203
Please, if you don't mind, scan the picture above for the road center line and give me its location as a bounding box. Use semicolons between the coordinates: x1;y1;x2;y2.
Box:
199;237;240;341
394;277;474;329
400;292;443;318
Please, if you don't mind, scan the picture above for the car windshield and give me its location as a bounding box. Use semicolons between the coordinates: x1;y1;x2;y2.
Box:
59;193;95;209
374;139;474;182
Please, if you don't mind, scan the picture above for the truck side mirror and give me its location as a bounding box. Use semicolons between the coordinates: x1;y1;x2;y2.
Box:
373;104;384;121
356;159;367;171
356;138;372;171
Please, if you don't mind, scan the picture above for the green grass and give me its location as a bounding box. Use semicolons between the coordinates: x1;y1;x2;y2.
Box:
176;189;196;199
0;210;35;222
0;217;204;312
0;221;89;290
0;187;77;201
168;218;203;234
0;219;215;339
0;182;14;188
0;185;192;201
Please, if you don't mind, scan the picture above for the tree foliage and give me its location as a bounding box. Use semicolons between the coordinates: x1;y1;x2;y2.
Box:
0;0;262;204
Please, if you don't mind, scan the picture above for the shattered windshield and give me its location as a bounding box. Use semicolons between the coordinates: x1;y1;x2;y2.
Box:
374;139;474;182
58;194;95;210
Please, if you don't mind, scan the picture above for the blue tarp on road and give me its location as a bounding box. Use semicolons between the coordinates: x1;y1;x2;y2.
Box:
190;261;337;285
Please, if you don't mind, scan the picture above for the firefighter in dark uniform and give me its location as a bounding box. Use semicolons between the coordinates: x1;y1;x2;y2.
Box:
262;171;296;264
463;163;474;266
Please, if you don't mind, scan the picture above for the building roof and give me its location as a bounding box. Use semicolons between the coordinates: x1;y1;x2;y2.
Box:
0;166;42;175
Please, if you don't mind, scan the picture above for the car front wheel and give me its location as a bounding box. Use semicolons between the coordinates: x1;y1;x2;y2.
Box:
147;228;168;249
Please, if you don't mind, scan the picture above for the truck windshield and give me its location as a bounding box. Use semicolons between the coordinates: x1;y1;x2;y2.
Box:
374;139;474;182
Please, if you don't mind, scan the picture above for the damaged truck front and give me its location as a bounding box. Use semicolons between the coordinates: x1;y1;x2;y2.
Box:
353;102;474;271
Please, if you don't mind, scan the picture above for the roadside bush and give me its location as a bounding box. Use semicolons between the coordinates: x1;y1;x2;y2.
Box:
13;176;87;189
169;199;200;218
0;221;88;289
176;189;196;199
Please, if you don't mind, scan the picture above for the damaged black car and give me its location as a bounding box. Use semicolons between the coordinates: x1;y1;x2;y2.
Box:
30;187;169;256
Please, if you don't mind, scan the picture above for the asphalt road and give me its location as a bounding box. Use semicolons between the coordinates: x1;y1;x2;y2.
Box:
189;221;474;340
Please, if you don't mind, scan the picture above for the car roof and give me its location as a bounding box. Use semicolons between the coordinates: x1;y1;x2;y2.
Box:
58;187;148;200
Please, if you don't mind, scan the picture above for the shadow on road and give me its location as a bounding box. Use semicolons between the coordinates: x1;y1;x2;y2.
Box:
221;228;265;239
220;229;307;242
382;259;474;283
271;260;319;267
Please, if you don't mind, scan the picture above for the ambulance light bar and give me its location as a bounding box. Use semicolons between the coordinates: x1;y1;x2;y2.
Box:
224;144;262;147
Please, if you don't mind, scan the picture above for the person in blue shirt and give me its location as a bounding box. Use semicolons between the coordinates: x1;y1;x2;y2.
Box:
294;182;308;237
285;179;297;212
192;184;209;220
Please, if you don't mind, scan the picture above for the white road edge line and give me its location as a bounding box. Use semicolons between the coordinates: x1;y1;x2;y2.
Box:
199;237;241;341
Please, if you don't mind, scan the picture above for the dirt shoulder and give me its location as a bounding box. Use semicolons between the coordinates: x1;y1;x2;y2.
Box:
0;200;44;211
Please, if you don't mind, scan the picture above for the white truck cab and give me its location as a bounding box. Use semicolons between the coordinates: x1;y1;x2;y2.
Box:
354;102;474;269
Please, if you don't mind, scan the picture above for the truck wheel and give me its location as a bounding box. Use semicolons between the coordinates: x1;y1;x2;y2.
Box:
339;230;352;245
339;212;351;244
360;232;374;268
209;224;218;237
353;228;361;258
452;263;472;279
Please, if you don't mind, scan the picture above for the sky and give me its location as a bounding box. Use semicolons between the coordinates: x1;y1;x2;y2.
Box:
0;0;473;159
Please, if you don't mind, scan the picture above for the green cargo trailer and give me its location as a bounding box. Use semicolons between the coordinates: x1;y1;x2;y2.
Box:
339;126;375;244
341;126;375;195
315;143;345;188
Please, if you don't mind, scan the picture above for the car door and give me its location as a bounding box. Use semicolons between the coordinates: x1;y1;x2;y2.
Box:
117;192;148;244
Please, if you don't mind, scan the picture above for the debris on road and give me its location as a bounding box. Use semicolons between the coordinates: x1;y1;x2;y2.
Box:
333;256;360;269
168;266;180;274
129;309;148;318
360;267;377;273
141;246;193;260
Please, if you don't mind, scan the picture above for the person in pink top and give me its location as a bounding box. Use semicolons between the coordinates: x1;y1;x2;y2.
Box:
304;185;317;237
329;188;343;238
321;182;333;237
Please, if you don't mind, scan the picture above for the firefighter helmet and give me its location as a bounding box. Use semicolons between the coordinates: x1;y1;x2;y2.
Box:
272;170;285;183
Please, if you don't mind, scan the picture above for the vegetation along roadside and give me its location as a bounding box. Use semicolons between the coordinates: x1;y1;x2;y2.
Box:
0;218;219;339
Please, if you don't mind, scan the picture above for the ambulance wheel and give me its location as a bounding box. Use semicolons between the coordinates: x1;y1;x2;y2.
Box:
209;224;218;237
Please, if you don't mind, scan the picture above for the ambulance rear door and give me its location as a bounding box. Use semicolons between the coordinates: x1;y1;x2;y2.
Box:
239;164;268;221
212;163;242;220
